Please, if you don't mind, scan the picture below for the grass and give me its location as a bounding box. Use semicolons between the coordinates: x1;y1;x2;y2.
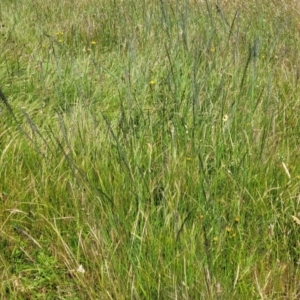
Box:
1;0;300;298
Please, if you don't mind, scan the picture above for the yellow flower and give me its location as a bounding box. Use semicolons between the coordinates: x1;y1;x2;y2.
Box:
149;80;155;86
226;227;232;233
235;217;240;223
210;47;215;52
91;41;96;45
292;215;300;225
223;114;228;122
213;237;218;242
58;39;63;43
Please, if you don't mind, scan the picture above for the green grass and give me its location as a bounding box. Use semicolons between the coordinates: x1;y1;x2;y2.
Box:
1;0;300;298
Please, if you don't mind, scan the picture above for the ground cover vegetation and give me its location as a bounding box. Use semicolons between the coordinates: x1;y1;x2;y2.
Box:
1;0;300;299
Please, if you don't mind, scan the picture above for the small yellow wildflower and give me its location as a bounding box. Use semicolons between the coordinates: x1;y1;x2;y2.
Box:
91;41;96;45
292;215;300;225
235;217;240;223
226;227;232;233
200;214;204;220
149;80;155;86
58;39;63;43
210;47;215;52
213;237;218;242
231;233;236;238
223;114;228;122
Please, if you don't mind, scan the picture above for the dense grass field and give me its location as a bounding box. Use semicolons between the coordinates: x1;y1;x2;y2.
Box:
1;0;300;299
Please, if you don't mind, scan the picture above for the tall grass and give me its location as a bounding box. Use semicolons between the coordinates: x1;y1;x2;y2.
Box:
1;0;300;299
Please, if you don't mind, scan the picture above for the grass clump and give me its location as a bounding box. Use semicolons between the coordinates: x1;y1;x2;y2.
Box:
1;0;300;299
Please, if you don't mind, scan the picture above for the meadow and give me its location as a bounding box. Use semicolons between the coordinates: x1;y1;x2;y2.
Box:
1;0;300;299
